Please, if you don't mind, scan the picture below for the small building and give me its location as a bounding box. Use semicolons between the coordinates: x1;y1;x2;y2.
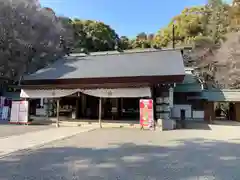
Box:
20;49;186;126
172;68;240;123
202;89;240;122
172;67;205;121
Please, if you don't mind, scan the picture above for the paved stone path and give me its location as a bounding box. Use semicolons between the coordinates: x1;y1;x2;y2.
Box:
0;126;96;158
1;123;240;179
0;124;53;138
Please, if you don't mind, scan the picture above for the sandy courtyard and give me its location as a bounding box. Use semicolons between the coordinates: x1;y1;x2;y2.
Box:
1;124;240;180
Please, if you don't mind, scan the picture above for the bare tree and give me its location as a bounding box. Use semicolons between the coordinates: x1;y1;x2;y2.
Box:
0;0;73;83
184;33;240;89
214;32;240;88
183;36;218;89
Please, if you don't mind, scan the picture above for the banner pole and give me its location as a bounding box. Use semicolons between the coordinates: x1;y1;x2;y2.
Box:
99;97;102;128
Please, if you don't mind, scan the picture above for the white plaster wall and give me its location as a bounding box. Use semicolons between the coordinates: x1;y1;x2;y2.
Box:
172;105;192;118
192;111;204;119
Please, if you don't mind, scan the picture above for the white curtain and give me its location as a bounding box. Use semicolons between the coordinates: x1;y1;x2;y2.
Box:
20;89;79;98
20;87;151;98
79;87;151;98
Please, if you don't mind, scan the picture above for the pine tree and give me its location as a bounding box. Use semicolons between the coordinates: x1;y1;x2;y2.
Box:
205;0;227;44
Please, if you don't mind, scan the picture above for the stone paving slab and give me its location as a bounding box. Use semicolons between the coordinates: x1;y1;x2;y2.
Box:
0;124;53;138
0;126;96;158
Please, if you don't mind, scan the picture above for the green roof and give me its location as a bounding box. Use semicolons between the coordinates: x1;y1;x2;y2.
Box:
174;83;203;92
174;68;203;92
202;90;240;102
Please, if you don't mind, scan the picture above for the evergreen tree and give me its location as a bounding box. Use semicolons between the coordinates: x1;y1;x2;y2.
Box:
205;0;228;44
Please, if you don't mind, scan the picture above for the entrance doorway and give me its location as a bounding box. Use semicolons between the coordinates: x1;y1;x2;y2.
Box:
85;95;99;119
214;102;236;121
121;98;140;120
101;98;140;121
56;93;145;121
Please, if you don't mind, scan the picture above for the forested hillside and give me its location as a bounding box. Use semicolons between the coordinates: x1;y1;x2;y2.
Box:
0;0;240;88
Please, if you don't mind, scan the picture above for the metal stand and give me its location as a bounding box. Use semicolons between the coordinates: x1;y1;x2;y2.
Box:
56;99;60;127
99;98;102;128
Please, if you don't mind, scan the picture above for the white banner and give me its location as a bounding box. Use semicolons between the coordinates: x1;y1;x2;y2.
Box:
20;89;79;98
79;87;151;98
10;101;19;123
20;87;151;98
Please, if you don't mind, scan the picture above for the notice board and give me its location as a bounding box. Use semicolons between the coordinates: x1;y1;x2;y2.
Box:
140;99;154;129
10;100;29;124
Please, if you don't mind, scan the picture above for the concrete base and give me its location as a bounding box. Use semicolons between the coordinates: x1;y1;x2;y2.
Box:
160;119;176;131
59;120;141;129
155;119;163;131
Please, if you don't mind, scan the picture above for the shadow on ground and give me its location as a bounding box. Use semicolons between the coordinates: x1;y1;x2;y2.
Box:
0;138;240;179
212;120;240;127
185;121;212;130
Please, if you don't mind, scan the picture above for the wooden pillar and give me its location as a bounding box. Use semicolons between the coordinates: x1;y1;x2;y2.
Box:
81;94;86;116
76;98;79;119
111;98;118;120
26;98;30;124
45;99;49;121
102;98;105;118
56;99;60;127
121;98;123;118
204;101;215;123
169;87;174;108
150;86;156;121
116;98;119;120
99;97;102;128
234;103;240;121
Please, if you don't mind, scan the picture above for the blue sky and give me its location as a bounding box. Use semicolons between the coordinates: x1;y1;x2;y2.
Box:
40;0;232;37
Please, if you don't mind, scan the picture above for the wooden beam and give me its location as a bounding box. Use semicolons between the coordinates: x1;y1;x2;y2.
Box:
56;99;60;127
99;97;102;128
22;75;184;86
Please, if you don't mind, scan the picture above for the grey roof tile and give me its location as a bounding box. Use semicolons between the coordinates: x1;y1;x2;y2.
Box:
24;49;185;80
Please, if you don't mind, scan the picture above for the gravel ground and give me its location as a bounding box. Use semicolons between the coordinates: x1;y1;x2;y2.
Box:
0;124;53;138
1;126;240;180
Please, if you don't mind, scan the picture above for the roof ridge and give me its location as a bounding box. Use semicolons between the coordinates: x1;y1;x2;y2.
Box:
69;48;181;58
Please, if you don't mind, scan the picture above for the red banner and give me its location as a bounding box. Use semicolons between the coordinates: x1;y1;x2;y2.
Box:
140;99;154;129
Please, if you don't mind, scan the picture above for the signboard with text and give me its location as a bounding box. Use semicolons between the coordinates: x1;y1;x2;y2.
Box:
140;99;154;129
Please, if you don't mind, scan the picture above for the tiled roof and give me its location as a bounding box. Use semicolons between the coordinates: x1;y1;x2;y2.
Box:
24;49;185;81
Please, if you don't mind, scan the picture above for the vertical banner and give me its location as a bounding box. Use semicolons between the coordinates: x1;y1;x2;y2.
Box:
18;100;29;124
10;101;20;124
0;97;5;121
169;87;174;108
2;106;9;121
140;99;154;129
10;100;29;124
